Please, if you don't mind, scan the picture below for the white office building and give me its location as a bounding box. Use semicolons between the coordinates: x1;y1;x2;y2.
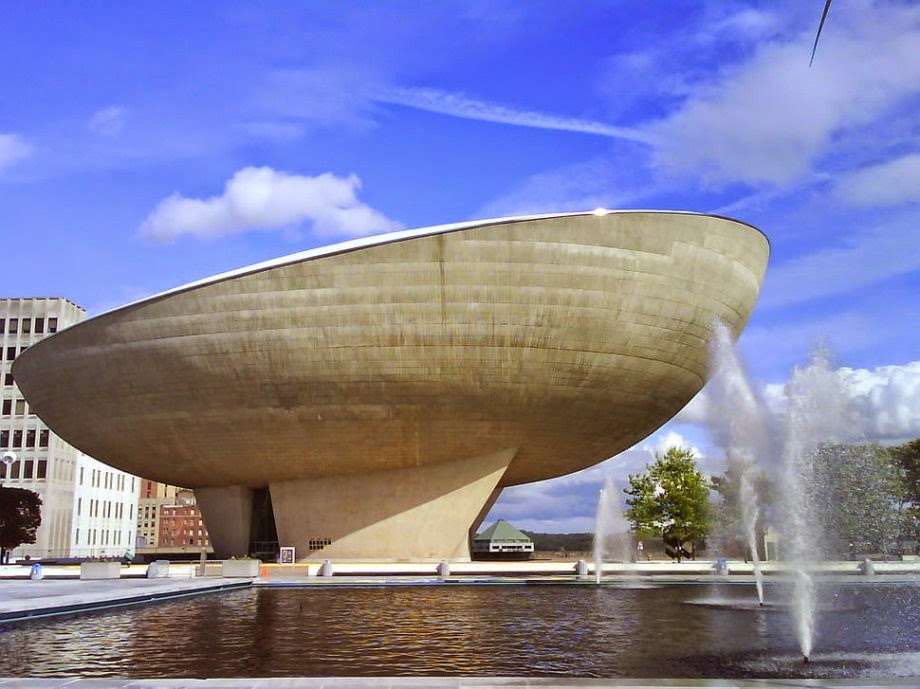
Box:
0;297;139;559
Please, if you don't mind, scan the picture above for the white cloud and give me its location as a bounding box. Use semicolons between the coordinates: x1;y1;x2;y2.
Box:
724;361;919;445
0;133;32;170
641;430;701;459
647;4;920;186
378;87;655;144
502;516;596;534
138;166;402;242
710;8;781;41
757;215;920;310
88;106;127;136
477;157;654;218
835;153;920;206
672;391;709;426
841;361;920;443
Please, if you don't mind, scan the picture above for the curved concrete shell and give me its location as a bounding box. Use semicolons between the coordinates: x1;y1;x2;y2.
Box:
13;210;768;560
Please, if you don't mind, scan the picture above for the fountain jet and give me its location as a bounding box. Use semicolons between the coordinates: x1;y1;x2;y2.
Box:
593;475;632;584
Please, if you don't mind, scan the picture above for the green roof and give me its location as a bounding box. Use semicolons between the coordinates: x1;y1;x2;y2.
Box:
474;519;532;543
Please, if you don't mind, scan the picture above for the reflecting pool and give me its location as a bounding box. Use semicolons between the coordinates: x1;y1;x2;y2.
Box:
1;582;919;679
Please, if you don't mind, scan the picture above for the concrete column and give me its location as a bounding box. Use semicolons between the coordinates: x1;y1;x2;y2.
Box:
270;448;517;561
196;485;254;558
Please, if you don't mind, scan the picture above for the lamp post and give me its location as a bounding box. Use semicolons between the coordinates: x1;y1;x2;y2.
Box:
1;451;18;563
1;450;17;488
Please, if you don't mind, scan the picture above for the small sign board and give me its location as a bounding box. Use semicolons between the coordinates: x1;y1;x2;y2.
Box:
279;546;295;564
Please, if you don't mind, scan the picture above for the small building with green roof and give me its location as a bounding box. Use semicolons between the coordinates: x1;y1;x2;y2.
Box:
472;519;534;559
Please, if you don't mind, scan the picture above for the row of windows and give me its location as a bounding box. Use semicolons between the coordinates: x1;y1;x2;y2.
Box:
77;497;134;520
161;537;209;546
0;458;48;480
78;467;135;493
308;538;333;550
74;527;130;547
4;345;29;361
0;428;49;449
1;398;29;416
0;317;58;336
165;528;207;537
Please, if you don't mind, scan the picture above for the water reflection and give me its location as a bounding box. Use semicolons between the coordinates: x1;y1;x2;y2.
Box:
0;583;917;678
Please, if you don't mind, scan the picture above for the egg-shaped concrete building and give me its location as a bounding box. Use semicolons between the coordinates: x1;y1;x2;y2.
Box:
13;210;768;561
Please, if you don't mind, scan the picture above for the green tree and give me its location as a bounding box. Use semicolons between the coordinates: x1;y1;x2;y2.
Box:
889;438;920;551
810;444;904;557
0;487;42;564
711;463;773;560
624;446;710;562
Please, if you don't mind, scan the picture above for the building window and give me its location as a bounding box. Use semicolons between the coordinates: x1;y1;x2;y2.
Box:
77;498;82;516
5;347;15;361
34;318;44;334
0;318;4;334
8;319;17;334
21;319;31;335
75;529;79;545
48;318;58;333
39;429;49;448
79;466;84;484
15;399;25;415
36;459;46;480
13;430;22;448
3;372;12;386
23;460;33;479
26;429;35;448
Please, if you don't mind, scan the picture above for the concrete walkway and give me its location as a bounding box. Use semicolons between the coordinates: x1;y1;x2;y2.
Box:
0;576;250;622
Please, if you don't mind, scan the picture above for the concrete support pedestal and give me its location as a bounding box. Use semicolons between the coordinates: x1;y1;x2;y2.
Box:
270;448;516;561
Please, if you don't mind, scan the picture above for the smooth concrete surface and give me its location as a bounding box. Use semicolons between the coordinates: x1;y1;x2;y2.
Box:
195;485;254;559
0;677;918;688
0;575;249;622
13;211;770;560
269;448;516;561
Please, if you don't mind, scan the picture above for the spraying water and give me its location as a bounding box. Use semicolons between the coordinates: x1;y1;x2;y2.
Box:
738;469;765;605
708;324;863;661
708;321;770;605
593;475;632;584
779;347;860;661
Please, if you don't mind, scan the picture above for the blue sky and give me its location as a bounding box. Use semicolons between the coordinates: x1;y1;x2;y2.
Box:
2;1;918;532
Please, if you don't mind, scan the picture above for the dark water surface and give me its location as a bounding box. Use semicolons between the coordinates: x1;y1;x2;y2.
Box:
1;581;919;679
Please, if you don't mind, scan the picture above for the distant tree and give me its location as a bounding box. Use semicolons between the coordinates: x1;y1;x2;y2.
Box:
624;447;710;562
711;463;773;559
809;444;904;557
0;487;42;564
522;532;594;553
889;439;920;550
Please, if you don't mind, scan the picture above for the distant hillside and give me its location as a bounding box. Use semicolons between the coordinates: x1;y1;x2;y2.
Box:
522;531;593;552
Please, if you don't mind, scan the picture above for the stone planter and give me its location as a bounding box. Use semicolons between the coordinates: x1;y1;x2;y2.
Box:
222;559;261;578
80;561;122;580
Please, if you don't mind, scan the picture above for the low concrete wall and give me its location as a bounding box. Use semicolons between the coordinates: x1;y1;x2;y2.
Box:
222;559;261;578
80;561;122;580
